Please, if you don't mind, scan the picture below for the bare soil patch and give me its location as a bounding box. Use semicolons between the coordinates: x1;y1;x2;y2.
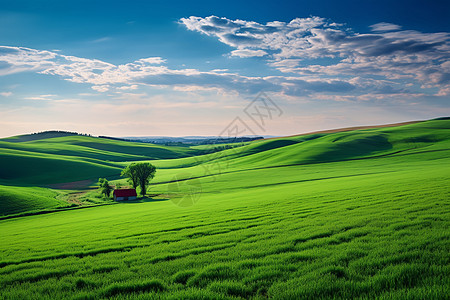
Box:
49;179;94;190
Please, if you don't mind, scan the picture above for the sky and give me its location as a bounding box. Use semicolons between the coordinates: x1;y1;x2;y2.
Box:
0;0;449;138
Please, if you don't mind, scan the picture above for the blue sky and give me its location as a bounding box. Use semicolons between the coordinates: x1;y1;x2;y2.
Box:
0;0;449;137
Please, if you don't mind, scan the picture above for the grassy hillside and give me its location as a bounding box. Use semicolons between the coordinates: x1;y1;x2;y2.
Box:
0;185;70;217
146;119;450;184
0;119;449;299
0;134;201;163
1;119;449;216
0;134;205;216
0;148;122;185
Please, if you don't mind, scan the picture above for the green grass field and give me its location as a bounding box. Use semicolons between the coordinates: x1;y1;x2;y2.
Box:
0;133;204;216
0;119;449;299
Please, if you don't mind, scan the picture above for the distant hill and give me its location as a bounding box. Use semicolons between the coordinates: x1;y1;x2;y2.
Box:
3;131;270;146
3;130;92;143
0;134;203;186
160;118;450;175
120;136;268;145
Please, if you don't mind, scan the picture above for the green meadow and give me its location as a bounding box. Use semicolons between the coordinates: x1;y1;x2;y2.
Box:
0;119;449;299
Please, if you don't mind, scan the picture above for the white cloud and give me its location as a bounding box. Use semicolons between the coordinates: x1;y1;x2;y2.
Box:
116;84;139;90
1;45;339;96
24;94;57;100
181;16;449;61
370;22;402;32
0;92;12;97
0;44;444;99
0;46;57;75
91;37;111;43
1;15;449;100
137;57;166;64
91;85;110;92
231;49;268;57
181;15;450;97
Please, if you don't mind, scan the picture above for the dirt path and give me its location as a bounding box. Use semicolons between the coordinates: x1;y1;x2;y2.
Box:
48;179;94;190
66;191;88;206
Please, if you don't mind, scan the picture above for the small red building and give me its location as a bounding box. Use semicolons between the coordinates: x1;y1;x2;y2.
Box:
113;189;137;201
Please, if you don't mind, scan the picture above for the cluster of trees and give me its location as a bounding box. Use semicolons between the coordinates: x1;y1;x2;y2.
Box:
98;178;113;198
31;130;92;136
208;144;239;152
98;162;156;198
124;136;263;145
121;163;156;196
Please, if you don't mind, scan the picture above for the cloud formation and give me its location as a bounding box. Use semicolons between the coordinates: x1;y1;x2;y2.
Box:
1;15;449;99
181;15;450;96
0;45;364;97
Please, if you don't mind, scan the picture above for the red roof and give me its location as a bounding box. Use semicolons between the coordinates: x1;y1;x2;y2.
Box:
113;189;137;197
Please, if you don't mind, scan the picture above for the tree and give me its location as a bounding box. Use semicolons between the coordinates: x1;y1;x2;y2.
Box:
98;178;113;198
121;165;139;189
121;163;156;196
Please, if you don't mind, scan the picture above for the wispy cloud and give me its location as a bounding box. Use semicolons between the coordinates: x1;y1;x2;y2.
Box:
0;46;57;76
230;49;268;57
0;45;362;97
370;22;402;32
91;85;110;92
91;37;112;43
24;94;57;100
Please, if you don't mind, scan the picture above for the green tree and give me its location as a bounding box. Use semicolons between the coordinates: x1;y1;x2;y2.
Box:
121;165;139;189
98;178;113;198
121;163;156;196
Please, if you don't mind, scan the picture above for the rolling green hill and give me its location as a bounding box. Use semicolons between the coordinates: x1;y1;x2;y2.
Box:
1;119;449;216
0;134;201;163
0;119;449;299
0;134;204;185
0;185;68;216
0;133;204;216
147;119;450;184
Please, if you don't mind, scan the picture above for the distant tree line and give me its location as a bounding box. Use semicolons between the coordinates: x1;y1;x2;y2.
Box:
197;137;264;145
31;130;92;137
129;136;264;146
204;144;241;153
